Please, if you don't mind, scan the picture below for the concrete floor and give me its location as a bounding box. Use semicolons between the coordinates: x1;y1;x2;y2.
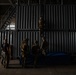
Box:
0;60;76;75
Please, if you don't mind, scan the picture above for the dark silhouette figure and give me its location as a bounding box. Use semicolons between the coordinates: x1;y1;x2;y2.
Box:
32;40;40;67
41;37;48;56
1;39;10;68
38;17;44;37
20;39;29;67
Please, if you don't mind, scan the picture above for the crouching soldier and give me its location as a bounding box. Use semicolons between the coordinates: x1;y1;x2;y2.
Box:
20;39;29;67
32;40;40;67
1;39;10;68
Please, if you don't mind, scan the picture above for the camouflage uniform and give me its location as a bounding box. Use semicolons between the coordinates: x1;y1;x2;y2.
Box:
20;39;28;67
38;17;44;37
1;39;9;68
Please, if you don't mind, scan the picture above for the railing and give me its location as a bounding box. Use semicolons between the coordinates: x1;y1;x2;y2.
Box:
0;6;16;29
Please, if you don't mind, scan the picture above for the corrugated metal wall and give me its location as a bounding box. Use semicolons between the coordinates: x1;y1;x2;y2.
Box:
16;5;76;29
0;31;15;57
15;4;76;57
1;4;76;58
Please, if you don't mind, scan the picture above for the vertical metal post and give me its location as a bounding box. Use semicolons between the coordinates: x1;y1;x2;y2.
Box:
49;5;51;29
59;5;60;29
36;5;38;29
53;6;54;29
73;32;74;53
51;32;53;52
28;0;30;5
61;32;62;52
21;6;23;29
57;32;60;52
0;31;2;45
34;6;36;29
53;32;54;52
51;5;53;29
56;6;58;29
29;6;31;29
71;32;73;53
28;32;30;50
49;32;50;52
1;19;2;28
23;6;25;29
25;6;26;29
73;6;75;29
68;32;69;53
61;0;63;5
63;32;64;52
15;0;19;58
30;31;32;50
61;6;63;29
54;32;57;52
39;0;41;4
57;0;59;4
70;32;71;53
74;32;75;53
9;30;10;44
16;0;19;29
54;5;56;29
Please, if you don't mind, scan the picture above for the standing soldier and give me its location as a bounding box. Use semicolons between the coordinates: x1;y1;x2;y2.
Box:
20;39;29;67
38;17;44;37
1;39;10;68
41;37;48;56
32;40;40;67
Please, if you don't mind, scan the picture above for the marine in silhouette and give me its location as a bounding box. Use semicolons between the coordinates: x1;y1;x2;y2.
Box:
1;39;10;68
41;37;48;56
20;39;29;67
32;40;40;67
38;17;44;37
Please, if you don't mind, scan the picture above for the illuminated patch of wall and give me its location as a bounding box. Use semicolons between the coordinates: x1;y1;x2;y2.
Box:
5;24;15;30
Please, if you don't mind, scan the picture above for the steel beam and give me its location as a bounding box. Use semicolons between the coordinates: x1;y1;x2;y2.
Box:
9;0;15;7
0;3;11;5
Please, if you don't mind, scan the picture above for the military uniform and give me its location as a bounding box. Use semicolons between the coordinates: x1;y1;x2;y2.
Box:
38;17;44;37
41;39;48;55
32;41;40;67
1;43;9;67
20;40;28;67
